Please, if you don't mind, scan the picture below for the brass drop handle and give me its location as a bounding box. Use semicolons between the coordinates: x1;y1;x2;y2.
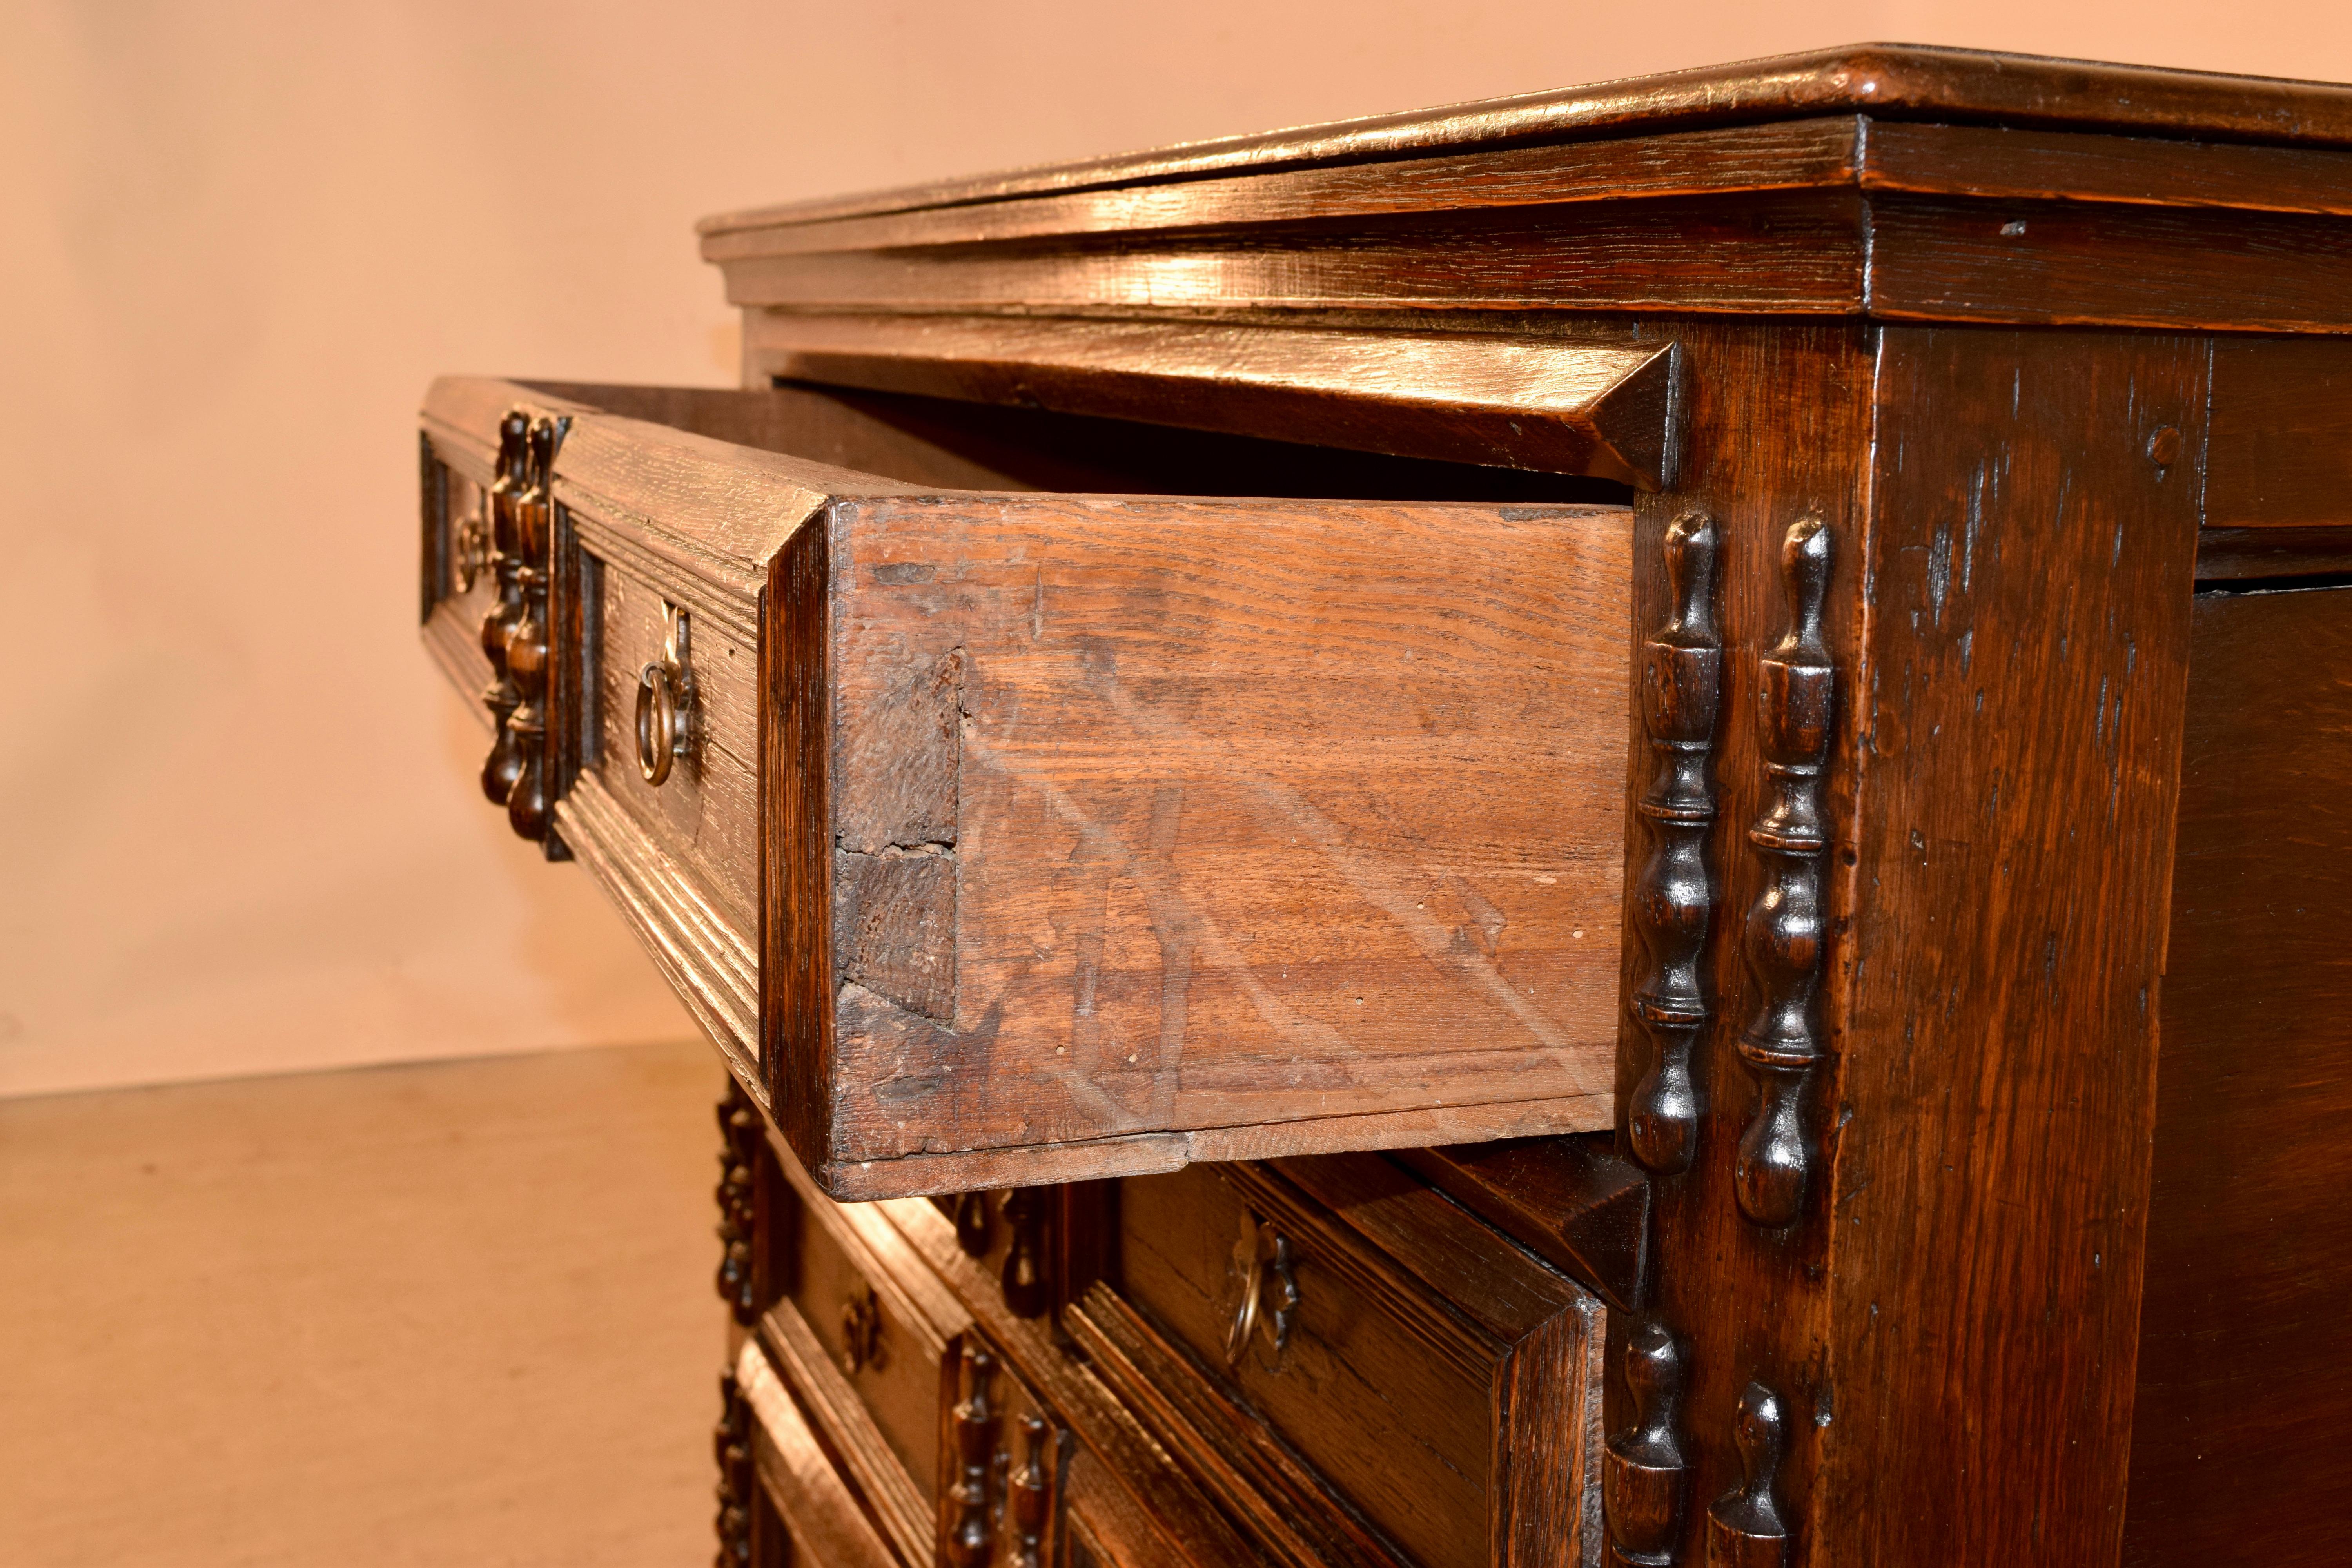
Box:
635;601;694;786
1224;1210;1299;1369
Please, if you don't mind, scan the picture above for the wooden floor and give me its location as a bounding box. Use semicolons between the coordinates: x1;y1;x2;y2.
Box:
0;1040;726;1567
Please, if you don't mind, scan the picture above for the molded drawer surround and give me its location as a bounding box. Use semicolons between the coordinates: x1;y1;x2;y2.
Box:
418;376;1637;1200
1109;1155;1606;1568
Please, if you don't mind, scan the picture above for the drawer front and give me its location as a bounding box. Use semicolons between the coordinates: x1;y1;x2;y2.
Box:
1112;1156;1603;1568
584;551;762;927
766;1156;959;1539
736;1338;898;1568
419;376;1640;1202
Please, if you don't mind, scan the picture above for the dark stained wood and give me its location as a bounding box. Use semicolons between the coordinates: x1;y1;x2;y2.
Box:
876;1191;1285;1568
1600;318;1874;1568
2123;585;2352;1567
1393;1134;1651;1312
1866;194;2352;332
1623;511;1724;1179
766;512;831;1158
1602;1321;1686;1567
1729;516;1833;1229
718;1080;763;1325
412;47;2352;1568
2193;525;2352;583
2207;337;2352;530
1821;327;2206;1565
727;192;1870;321
697;45;2352;232
1116;1155;1603;1568
1857;118;2352;218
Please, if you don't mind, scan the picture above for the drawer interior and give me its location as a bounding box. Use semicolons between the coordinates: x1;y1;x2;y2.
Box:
518;378;1633;506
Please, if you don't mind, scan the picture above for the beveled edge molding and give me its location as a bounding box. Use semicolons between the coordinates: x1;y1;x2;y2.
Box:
1603;1319;1689;1567
742;312;1682;486
1734;516;1835;1229
1628;511;1725;1175
1704;1381;1791;1568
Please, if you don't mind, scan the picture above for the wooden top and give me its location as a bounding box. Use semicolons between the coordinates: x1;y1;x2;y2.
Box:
700;44;2352;233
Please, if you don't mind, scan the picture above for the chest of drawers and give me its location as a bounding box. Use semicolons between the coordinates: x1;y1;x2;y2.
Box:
420;44;2352;1568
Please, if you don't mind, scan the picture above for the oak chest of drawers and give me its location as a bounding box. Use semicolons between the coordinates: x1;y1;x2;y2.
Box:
419;44;2352;1568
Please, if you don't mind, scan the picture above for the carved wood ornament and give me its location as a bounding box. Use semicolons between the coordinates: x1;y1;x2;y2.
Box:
1628;512;1725;1174
475;407;569;843
1705;1381;1790;1568
477;411;529;805
716;1081;760;1326
503;416;565;840
1000;1187;1049;1319
713;1369;754;1568
1011;1412;1054;1568
1603;1319;1689;1567
947;1341;997;1567
1734;517;1835;1228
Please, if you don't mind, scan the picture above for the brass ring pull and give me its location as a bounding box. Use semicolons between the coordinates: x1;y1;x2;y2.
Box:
1224;1211;1299;1369
636;662;680;785
635;601;694;786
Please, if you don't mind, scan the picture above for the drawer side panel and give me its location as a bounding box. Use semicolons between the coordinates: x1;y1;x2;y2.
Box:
820;495;1631;1175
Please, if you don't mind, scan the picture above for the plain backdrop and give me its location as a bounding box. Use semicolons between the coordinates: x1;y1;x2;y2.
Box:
5;1;2350;1098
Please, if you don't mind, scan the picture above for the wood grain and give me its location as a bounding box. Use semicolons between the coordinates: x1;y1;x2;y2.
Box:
2123;585;2352;1567
1067;1283;1410;1568
1868;194;2352;333
1116;1157;1599;1568
591;555;762;927
804;493;1632;1187
1825;327;2206;1566
695;45;2352;232
743;316;1681;486
530;378;1626;506
876;1192;1282;1568
2207;337;2352;530
737;1339;900;1568
722;191;1868;320
767;1125;967;1506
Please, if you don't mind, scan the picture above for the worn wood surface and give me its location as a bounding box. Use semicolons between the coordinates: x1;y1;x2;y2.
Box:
737;1339;901;1568
2123;585;2352;1566
766;1127;966;1509
1069;1283;1410;1568
799;492;1631;1192
591;555;762;927
1593;319;1872;1568
1116;1156;1599;1568
1393;1134;1650;1311
877;1190;1282;1568
705;81;2352;338
1819;327;2206;1565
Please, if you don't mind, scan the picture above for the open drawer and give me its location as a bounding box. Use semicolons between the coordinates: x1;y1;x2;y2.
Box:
419;374;1635;1199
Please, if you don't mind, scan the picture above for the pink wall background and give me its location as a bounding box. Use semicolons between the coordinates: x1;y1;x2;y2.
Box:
5;2;2347;1096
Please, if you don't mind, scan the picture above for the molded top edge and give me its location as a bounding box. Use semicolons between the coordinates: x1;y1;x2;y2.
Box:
696;44;2352;236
